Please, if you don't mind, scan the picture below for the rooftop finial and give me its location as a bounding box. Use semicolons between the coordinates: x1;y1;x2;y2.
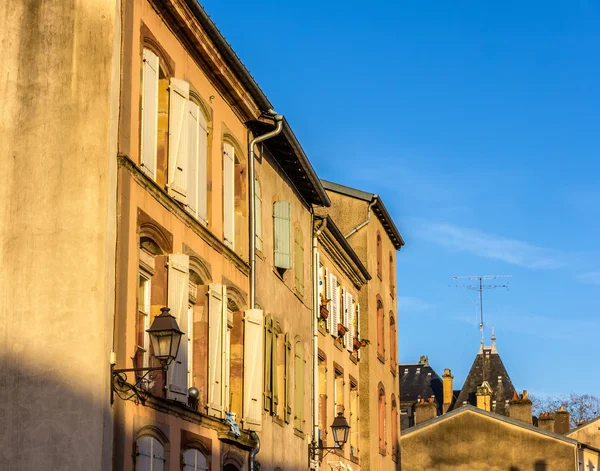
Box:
491;325;497;353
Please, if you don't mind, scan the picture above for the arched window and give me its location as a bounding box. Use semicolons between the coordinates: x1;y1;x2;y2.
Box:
376;232;382;279
377;298;385;359
378;384;386;454
389;252;395;297
389;314;397;369
391;395;398;462
294;340;305;431
223;137;247;256
294;227;304;295
136;435;165;471
183;448;208;471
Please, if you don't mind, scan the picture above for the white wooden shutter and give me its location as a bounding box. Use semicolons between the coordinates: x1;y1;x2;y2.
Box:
294;343;304;430
330;274;338;337
346;293;354;352
207;283;224;417
197;112;208;222
167;78;189;203
273;201;292;269
255;179;263;252
223;143;235;248
141;48;159;181
187;101;199;217
167;254;189;401
243;308;264;430
136;436;151;471
325;267;332;332
223;286;230;413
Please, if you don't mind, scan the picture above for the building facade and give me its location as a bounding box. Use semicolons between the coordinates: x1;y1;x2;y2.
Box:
318;181;405;471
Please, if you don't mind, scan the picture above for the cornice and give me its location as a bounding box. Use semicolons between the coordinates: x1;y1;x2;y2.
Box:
319;229;367;290
148;0;263;122
118;154;250;276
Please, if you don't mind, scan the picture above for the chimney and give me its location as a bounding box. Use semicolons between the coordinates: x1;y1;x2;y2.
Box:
508;390;532;425
554;406;570;434
442;368;454;414
419;355;429;367
476;382;492;412
414;398;437;425
538;412;555;433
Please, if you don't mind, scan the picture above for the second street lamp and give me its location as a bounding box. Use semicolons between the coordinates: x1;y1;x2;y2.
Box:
310;412;351;462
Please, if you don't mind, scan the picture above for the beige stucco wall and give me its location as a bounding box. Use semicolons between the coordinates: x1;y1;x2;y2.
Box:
569;421;600;450
0;0;121;469
253;145;314;471
323;191;400;471
401;410;577;471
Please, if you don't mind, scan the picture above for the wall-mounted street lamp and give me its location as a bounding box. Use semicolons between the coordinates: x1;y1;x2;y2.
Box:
111;307;183;405
310;413;351;463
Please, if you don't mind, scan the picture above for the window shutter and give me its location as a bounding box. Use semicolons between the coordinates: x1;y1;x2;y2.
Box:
325;267;332;332
317;254;322;301
346;293;354;352
272;330;279;413
273;201;292;269
356;303;361;360
330;274;338;337
294;229;304;294
263;315;273;411
255;180;263;252
187;101;199;217
167;78;189;203
136;437;151;471
151;439;165;471
141;48;159;181
223;143;235;248
197;110;208;222
294;343;304;430
243;309;264;431
167;254;190;401
207;283;224;417
222;285;230;413
284;332;292;423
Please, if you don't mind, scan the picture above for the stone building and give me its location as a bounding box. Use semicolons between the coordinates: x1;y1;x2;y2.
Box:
314;215;371;470
400;405;600;471
318;181;405;471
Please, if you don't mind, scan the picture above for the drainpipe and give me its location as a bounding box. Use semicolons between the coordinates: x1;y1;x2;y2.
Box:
249;431;260;471
249;112;283;309
312;217;328;470
344;199;376;239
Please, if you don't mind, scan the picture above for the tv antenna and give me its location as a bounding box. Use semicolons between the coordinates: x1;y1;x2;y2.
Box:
452;275;512;382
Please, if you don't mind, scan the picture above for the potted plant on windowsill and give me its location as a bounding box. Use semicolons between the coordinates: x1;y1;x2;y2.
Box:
360;338;371;348
320;297;329;320
353;337;361;351
338;323;348;336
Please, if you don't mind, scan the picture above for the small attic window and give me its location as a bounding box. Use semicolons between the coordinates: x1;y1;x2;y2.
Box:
498;376;502;382
404;369;408;375
427;372;431;376
416;368;421;374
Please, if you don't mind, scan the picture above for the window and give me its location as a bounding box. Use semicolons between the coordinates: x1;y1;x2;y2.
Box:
389;252;395;297
223;142;235;248
263;317;291;422
334;369;344;416
377;298;385;359
136;267;151;374
294;341;305;431
255;179;263;252
294;228;304;295
273;201;292;270
183;449;208;471
243;307;264;431
390;315;397;371
187;99;209;223
350;381;359;458
318;355;327;444
136;436;165;471
391;396;398;462
342;290;355;352
378;385;386;455
376;232;382;279
207;283;229;418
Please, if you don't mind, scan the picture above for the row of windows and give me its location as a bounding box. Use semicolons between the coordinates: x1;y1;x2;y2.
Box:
317;263;361;356
376;231;396;297
378;387;399;461
377;297;398;369
136;436;208;471
140;48;307;298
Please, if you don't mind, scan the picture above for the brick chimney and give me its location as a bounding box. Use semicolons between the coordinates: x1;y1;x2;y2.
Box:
508;390;533;425
538;412;555;433
442;368;453;414
476;381;492;412
554;406;571;434
415;398;437;425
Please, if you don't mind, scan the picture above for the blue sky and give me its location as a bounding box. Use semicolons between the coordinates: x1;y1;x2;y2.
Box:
201;0;600;396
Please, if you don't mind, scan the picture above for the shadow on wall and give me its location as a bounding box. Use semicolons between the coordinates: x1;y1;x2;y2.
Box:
509;461;547;471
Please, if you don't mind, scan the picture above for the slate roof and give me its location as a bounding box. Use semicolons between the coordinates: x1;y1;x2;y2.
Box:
400;363;444;413
453;346;516;416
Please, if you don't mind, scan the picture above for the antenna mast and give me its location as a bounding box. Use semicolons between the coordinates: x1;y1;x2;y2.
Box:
452;274;512;382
